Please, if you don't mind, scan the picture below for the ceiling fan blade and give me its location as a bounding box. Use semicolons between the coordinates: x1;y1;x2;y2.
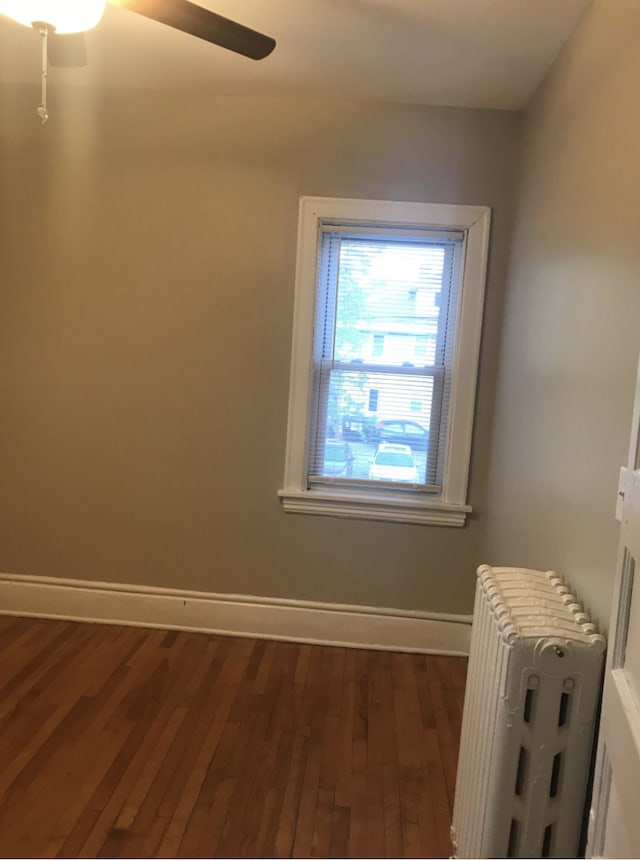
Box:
111;0;276;59
48;32;88;67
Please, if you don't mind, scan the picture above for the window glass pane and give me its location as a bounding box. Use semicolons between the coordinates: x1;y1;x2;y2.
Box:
334;239;445;366
309;230;460;490
310;370;435;484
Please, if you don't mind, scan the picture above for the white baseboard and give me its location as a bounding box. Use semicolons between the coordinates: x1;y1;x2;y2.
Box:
0;573;472;656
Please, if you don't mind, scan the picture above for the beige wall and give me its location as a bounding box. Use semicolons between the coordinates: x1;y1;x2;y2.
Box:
0;87;519;614
483;0;640;631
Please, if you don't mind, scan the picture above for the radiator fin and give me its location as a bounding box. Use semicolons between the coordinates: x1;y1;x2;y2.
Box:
451;565;605;858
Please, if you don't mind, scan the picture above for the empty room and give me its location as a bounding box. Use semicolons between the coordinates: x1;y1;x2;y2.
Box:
1;0;639;857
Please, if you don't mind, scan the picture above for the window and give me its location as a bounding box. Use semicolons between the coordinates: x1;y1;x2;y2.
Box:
279;197;490;526
372;334;385;358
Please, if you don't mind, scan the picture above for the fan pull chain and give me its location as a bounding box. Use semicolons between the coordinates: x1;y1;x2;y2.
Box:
36;24;49;124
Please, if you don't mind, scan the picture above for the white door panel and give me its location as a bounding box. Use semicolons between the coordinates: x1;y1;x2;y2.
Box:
598;670;640;853
602;777;632;859
588;358;640;858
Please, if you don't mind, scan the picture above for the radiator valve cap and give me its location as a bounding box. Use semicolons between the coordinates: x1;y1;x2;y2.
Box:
534;639;575;675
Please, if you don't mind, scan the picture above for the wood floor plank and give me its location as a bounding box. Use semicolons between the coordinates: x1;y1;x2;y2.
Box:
0;621;91;723
173;644;257;856
217;643;293;857
311;647;345;857
0;616;467;858
379;654;403;859
155;688;236;857
157;640;257;856
329;803;351;858
78;633;217;857
424;654;466;808
0;615;50;663
272;723;311;857
291;645;328;858
108;641;240;858
1;629;150;857
174;720;239;856
0;695;85;802
250;644;301;858
346;649;370;859
422;727;456;858
114;706;189;830
186;777;237;858
391;653;430;858
366;651;387;858
383;762;403;859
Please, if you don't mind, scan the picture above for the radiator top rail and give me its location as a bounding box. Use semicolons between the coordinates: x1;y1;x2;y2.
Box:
476;564;606;650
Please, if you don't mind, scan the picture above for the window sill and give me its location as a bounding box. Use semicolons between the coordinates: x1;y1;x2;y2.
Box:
277;487;471;527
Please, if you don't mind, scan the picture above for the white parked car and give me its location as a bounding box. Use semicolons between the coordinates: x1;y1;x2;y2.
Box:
368;443;418;483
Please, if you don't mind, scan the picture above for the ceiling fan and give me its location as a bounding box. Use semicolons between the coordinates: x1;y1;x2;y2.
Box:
0;0;276;66
0;0;275;121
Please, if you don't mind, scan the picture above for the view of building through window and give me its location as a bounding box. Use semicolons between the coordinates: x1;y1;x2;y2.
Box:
310;236;454;486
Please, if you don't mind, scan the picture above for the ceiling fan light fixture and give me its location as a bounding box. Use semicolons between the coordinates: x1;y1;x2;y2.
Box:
0;0;106;33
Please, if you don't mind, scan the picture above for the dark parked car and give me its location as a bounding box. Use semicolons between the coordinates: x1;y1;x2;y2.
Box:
323;439;354;476
375;419;429;450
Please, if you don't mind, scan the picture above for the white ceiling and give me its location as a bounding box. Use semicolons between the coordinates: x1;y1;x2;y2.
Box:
0;0;591;109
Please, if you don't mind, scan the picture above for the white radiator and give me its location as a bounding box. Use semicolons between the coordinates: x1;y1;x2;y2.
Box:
451;565;605;859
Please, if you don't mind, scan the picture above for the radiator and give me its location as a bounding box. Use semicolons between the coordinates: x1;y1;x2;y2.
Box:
451;565;605;859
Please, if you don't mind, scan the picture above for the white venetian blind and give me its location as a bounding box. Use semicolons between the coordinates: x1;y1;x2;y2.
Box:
308;228;462;489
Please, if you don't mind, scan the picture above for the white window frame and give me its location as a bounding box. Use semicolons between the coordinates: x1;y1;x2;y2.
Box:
278;196;491;527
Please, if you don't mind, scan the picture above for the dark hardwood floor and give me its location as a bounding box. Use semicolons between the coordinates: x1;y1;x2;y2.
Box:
0;615;467;858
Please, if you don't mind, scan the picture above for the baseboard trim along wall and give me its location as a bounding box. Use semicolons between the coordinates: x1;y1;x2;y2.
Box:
0;572;472;656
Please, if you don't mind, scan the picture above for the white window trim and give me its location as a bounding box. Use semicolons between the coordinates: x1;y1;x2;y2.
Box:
278;196;491;527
